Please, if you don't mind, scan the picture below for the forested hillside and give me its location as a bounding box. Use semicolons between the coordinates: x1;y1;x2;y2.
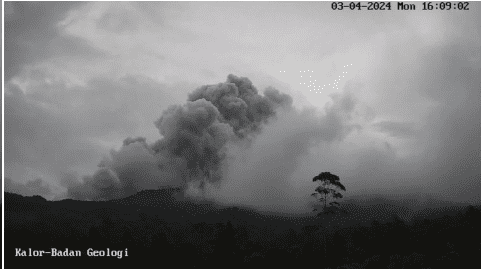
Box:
5;188;481;268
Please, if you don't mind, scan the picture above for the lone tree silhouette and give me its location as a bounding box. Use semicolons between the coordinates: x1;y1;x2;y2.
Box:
311;172;346;215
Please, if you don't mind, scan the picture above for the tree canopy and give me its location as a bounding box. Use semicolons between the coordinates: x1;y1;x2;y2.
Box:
311;172;346;215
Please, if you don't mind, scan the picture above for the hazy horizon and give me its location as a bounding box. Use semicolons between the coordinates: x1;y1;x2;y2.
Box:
4;2;481;213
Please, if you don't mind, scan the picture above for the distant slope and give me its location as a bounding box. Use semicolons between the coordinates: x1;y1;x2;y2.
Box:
5;187;478;227
342;192;473;223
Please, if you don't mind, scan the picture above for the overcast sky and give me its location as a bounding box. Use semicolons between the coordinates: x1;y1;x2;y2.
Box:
4;2;481;211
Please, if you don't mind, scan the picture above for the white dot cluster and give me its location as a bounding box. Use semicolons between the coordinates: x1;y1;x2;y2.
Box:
279;64;353;94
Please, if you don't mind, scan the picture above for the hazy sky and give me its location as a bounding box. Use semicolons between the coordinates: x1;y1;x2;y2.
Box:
4;2;481;210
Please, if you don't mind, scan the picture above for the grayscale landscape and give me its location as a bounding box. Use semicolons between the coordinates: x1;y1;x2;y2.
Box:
4;2;481;268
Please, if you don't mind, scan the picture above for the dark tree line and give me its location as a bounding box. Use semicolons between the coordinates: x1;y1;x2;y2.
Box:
5;173;481;268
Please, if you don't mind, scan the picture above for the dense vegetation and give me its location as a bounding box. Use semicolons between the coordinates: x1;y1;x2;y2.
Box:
5;188;481;268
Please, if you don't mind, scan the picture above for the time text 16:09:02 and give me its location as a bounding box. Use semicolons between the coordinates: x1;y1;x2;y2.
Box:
331;2;470;11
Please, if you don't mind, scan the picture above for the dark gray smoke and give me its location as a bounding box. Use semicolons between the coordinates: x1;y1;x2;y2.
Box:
66;74;294;200
66;138;168;200
187;74;293;138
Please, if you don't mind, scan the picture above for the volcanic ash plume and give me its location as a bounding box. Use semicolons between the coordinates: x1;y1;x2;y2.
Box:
67;74;294;200
187;74;293;138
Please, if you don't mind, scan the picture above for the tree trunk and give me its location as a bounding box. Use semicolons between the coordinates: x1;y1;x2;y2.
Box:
324;193;327;211
200;179;206;197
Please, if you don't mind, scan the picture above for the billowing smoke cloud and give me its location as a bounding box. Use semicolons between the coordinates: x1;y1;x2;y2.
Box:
66;75;296;201
66;138;172;200
152;98;235;186
187;74;293;138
